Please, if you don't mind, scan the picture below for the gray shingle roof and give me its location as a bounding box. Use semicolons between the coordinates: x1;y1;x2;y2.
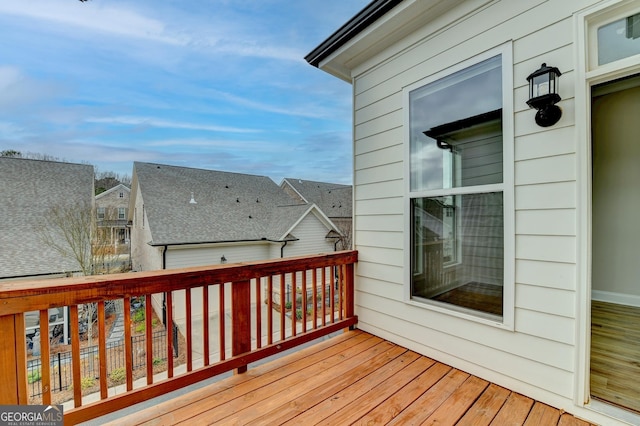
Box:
0;157;94;278
133;162;310;246
282;178;352;219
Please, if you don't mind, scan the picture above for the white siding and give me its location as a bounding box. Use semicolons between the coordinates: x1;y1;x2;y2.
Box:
130;187;162;272
283;212;336;258
165;243;270;269
349;0;600;415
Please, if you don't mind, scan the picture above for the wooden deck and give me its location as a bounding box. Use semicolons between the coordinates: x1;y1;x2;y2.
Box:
109;330;593;425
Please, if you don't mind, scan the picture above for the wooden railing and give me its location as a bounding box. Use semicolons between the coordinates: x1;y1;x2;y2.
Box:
0;250;357;424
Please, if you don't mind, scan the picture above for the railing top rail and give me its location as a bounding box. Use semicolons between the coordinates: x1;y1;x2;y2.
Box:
0;250;357;315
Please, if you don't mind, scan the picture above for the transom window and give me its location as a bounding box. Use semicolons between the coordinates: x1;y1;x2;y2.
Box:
597;11;640;65
406;50;513;324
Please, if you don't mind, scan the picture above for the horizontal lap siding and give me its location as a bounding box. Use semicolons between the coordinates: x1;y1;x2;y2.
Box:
352;0;594;408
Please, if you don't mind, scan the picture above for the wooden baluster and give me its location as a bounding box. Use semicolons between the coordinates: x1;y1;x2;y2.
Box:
312;268;318;330
232;279;251;374
301;271;307;333
279;273;285;341
123;298;133;391
322;267;327;326
69;305;82;407
186;288;192;372
39;309;51;405
338;265;344;320
219;283;225;361
255;278;261;349
203;285;210;366
330;266;336;323
166;291;174;378
291;272;297;337
145;294;153;385
97;301;108;399
267;276;273;345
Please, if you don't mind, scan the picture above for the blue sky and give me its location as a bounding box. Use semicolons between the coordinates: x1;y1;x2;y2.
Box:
0;0;368;184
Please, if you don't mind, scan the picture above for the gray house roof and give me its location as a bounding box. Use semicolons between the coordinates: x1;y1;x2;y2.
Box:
0;157;94;279
281;178;352;219
132;162;324;246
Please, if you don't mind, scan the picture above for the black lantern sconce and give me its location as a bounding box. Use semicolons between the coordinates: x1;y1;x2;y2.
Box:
526;63;562;127
220;255;227;264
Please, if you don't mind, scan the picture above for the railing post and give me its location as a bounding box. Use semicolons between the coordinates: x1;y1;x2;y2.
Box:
232;279;251;374
344;262;355;329
0;314;28;404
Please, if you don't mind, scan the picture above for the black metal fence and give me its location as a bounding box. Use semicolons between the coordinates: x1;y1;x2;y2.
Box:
27;324;178;398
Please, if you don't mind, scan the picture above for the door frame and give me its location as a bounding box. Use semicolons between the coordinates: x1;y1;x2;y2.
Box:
575;0;640;417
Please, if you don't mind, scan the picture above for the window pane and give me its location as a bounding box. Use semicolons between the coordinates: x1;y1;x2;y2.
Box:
598;13;640;65
410;55;502;191
411;192;504;317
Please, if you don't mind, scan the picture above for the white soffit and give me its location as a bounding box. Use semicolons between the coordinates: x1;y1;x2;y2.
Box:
318;0;465;81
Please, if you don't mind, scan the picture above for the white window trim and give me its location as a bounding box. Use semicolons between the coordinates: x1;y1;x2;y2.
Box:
403;42;514;330
585;0;640;75
575;0;640;414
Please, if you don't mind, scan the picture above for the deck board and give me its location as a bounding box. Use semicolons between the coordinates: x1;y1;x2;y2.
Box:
108;330;594;426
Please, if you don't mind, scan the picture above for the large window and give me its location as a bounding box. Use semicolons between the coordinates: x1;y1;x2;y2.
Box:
407;51;512;322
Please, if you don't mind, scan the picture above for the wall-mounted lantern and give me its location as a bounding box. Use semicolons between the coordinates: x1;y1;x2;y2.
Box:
526;63;562;127
220;255;227;264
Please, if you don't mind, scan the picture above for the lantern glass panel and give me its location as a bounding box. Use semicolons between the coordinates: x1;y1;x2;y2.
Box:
532;73;550;97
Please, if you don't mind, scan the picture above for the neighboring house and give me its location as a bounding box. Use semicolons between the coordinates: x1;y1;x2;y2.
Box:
0;157;94;344
281;178;352;250
307;1;640;425
129;162;343;340
95;183;131;254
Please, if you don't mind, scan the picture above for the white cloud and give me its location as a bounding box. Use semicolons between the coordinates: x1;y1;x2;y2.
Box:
210;90;330;119
0;121;30;139
0;1;185;45
0;66;62;111
85;116;260;133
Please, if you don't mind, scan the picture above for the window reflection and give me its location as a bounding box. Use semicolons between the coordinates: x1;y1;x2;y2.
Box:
598;13;640;65
409;55;502;191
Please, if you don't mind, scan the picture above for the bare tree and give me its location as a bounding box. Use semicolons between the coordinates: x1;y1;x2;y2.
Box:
37;200;119;356
38;200;95;276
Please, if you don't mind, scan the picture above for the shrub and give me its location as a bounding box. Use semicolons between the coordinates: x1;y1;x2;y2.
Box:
132;309;145;323
109;368;126;385
27;369;41;384
80;376;95;389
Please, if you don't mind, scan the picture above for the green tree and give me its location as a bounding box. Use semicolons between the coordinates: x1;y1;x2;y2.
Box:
1;149;22;157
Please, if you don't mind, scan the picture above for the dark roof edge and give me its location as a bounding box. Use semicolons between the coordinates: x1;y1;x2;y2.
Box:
305;0;403;68
149;236;299;248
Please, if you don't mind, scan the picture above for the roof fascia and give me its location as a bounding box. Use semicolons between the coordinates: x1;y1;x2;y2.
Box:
96;183;131;200
306;0;464;82
279;204;341;241
150;238;289;248
305;0;404;69
281;178;310;204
